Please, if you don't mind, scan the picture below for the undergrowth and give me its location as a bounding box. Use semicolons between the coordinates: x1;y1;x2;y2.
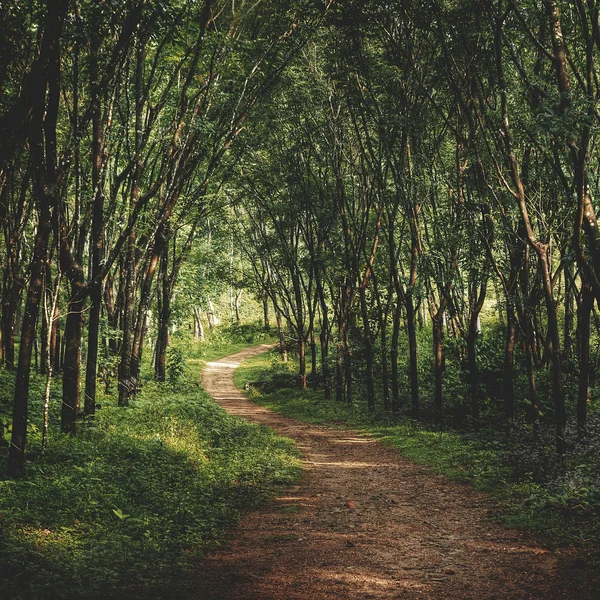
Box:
0;335;300;599
234;348;600;552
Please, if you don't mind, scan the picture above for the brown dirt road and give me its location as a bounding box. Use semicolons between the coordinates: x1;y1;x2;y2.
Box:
190;345;598;599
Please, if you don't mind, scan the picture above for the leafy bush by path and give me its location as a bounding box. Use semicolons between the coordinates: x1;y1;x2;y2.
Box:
235;349;600;551
0;358;301;599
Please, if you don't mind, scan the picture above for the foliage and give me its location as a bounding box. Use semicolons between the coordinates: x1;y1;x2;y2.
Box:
0;357;301;599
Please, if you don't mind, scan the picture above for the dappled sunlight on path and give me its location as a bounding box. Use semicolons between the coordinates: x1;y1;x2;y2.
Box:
190;345;598;600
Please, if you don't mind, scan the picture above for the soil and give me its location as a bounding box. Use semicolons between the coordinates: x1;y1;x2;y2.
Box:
190;345;599;599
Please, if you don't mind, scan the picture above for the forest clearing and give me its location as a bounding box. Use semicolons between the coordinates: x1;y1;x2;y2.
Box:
2;0;600;597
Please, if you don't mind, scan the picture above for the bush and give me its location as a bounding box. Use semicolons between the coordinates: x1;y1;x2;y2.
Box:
0;357;301;599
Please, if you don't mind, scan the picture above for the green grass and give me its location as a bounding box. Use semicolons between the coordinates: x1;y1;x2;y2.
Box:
173;321;277;363
0;340;300;599
235;348;600;551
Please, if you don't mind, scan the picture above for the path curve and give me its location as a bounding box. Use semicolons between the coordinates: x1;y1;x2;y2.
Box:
191;345;596;599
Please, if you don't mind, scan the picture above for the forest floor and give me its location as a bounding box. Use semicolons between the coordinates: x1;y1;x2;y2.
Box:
192;345;599;600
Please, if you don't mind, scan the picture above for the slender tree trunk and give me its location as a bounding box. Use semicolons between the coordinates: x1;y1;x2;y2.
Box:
104;273;118;354
336;299;345;403
316;277;330;398
50;301;61;374
130;238;163;390
310;333;318;390
118;37;144;406
563;257;574;355
207;298;217;330
433;309;444;424
155;251;170;382
83;23;106;418
467;318;480;430
1;277;22;371
262;293;270;330
503;303;517;420
380;317;389;411
61;279;85;434
275;304;287;362
42;272;60;451
298;335;307;389
406;295;419;417
359;285;375;412
7;210;51;476
577;280;593;436
391;299;401;413
118;234;136;405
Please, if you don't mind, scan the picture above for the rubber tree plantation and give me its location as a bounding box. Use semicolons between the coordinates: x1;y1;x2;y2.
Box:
0;0;599;597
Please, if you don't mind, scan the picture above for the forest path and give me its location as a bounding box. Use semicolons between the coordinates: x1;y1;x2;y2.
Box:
191;345;596;600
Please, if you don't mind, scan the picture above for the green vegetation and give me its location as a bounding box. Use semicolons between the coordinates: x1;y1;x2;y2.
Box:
0;342;301;600
235;348;600;549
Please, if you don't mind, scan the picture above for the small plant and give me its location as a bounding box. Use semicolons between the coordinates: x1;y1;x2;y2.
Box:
166;347;189;385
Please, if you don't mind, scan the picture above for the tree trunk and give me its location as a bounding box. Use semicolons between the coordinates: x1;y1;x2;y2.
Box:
467;318;480;430
118;234;137;406
1;276;22;371
262;293;270;330
61;279;84;434
563;257;574;355
7;210;51;476
433;309;444;424
83;24;107;418
275;304;287;362
503;303;517;420
104;273;119;354
359;285;375;412
390;299;401;413
155;252;170;382
316;277;330;398
577;280;593;436
336;301;345;403
540;252;566;453
50;301;61;374
298;335;307;389
406;294;419;417
130;236;164;391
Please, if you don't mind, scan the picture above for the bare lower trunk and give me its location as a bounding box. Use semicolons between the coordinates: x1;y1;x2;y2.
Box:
118;235;136;406
577;281;593;436
310;334;318;390
275;305;287;362
61;287;84;434
359;286;375;412
84;281;101;416
391;300;401;413
336;306;344;403
467;321;479;430
503;304;517;420
298;335;306;389
262;294;270;331
8;214;51;476
406;296;419;417
155;251;170;382
433;310;444;424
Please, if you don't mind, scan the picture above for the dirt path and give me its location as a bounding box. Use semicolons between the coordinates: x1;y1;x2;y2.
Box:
191;345;597;599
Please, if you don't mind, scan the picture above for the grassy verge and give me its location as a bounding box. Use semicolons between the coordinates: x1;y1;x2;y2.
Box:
0;339;300;599
234;348;600;552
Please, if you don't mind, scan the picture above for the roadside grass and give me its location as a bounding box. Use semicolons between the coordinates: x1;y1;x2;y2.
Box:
234;348;600;552
174;321;277;363
0;334;300;599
